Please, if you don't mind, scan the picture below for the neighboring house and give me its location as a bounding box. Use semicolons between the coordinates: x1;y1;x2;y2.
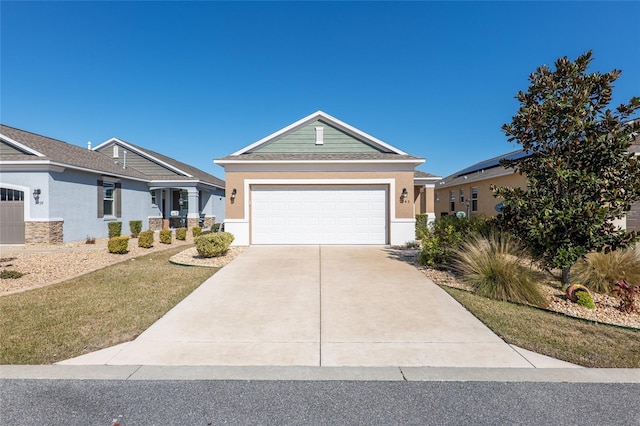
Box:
434;150;527;219
414;170;441;224
434;133;640;232
215;111;425;245
0;125;225;245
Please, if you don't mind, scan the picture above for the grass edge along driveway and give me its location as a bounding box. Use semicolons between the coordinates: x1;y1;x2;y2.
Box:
0;246;217;365
443;286;640;368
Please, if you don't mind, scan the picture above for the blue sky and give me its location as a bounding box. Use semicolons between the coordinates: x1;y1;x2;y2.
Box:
2;1;639;179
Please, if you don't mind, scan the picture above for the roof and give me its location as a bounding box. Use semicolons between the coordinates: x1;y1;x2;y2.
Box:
0;125;148;180
1;125;225;188
436;150;524;189
216;111;424;166
94;138;225;188
414;170;440;179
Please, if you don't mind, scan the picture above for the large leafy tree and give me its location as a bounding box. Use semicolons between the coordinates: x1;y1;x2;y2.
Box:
494;51;640;285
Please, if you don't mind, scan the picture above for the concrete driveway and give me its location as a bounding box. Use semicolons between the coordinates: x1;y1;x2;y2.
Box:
61;246;575;367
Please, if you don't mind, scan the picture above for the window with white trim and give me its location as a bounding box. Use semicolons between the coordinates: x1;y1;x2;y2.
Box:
449;190;455;212
103;183;115;216
471;187;478;212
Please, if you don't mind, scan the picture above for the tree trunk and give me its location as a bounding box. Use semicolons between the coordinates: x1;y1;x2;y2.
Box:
562;266;571;286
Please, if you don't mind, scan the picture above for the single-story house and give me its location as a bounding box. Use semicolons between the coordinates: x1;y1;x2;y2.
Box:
0;125;225;244
214;111;427;245
434;133;640;232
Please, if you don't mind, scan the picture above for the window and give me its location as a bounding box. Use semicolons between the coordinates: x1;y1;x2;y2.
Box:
151;190;157;206
98;179;121;218
459;189;464;203
449;190;455;212
1;188;24;201
435;192;440;202
103;183;115;216
471;187;478;212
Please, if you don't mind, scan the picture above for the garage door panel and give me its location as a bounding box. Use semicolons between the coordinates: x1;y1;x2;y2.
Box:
251;186;387;245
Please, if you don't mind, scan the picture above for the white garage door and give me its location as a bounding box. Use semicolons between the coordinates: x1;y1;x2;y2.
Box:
251;185;387;244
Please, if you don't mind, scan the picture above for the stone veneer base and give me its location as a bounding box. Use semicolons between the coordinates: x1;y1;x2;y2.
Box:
25;221;63;245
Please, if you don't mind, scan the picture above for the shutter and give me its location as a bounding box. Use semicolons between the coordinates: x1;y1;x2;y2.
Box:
115;182;122;218
97;179;104;218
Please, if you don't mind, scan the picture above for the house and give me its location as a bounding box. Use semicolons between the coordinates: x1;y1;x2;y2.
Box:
434;133;640;231
0;125;225;245
434;150;527;219
214;111;427;245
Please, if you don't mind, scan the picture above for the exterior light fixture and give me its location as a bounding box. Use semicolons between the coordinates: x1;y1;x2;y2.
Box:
230;188;237;200
400;187;408;202
32;188;41;202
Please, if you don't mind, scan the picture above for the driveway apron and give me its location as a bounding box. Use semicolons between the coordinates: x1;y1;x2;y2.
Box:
85;246;535;367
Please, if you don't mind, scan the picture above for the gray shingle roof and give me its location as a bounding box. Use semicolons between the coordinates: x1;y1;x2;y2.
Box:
1;125;225;187
414;170;440;178
0;125;148;180
111;139;225;188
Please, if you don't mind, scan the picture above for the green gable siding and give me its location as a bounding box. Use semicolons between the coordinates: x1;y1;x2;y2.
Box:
0;140;34;156
251;120;387;154
96;144;183;177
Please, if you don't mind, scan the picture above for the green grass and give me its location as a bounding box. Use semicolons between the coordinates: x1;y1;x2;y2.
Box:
443;286;640;368
0;245;217;364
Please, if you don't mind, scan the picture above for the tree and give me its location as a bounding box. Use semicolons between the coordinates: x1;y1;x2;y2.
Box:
493;51;640;285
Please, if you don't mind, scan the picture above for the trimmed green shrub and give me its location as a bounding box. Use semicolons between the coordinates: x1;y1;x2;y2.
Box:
192;226;202;238
577;291;595;309
453;233;547;308
195;232;234;258
107;221;122;238
572;246;640;294
129;220;143;238
107;236;129;254
176;227;187;241
159;229;172;244
138;230;154;248
212;223;222;232
415;214;430;239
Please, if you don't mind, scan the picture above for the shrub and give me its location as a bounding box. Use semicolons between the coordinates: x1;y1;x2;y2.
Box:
176;227;187;241
418;217;468;268
107;236;129;254
195;232;234;258
159;229;172;244
129;220;143;238
415;214;430;239
192;226;202;238
138;230;154;248
107;221;122;238
212;223;222;232
453;233;547;308
572;246;640;294
614;280;639;313
576;291;595;310
0;270;24;279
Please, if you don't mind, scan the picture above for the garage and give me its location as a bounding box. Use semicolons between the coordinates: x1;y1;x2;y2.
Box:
251;185;387;244
0;188;25;244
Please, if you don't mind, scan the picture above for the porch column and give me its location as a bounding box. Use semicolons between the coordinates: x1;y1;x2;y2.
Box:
187;188;199;228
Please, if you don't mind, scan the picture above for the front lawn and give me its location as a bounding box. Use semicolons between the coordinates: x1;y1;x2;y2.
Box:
0;246;217;364
443;286;640;368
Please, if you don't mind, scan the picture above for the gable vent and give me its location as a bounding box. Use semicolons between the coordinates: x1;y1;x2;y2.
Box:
113;145;119;158
315;126;324;145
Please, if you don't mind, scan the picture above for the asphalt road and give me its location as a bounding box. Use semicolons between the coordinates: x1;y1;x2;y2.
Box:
2;380;639;425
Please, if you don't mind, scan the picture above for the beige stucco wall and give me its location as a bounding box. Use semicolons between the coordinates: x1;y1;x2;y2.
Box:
225;170;416;220
434;173;527;218
413;185;435;215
